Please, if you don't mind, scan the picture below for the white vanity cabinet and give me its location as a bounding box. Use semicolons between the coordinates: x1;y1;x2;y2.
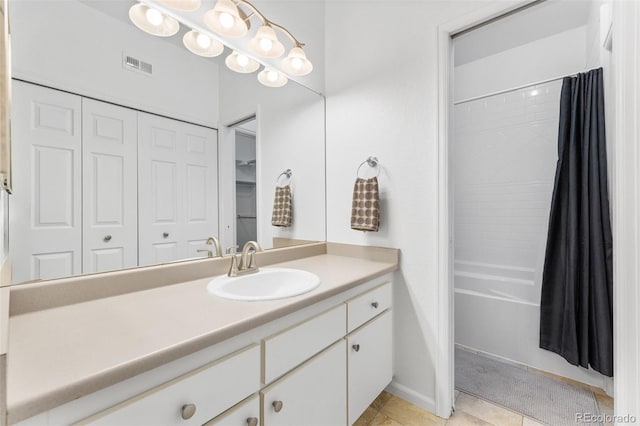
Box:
77;345;260;426
346;283;393;424
15;279;394;426
261;340;347;426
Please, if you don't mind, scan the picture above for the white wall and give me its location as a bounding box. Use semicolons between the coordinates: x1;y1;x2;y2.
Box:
10;0;220;127
325;0;497;411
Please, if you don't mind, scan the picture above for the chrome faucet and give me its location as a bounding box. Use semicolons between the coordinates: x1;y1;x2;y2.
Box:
228;241;263;277
197;236;223;258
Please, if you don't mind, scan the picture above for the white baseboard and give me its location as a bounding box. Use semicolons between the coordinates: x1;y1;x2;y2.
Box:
385;380;437;415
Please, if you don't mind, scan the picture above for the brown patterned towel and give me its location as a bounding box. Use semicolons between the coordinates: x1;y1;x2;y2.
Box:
272;185;293;227
351;177;380;232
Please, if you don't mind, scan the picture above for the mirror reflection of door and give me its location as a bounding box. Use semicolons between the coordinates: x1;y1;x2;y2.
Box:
235;119;257;248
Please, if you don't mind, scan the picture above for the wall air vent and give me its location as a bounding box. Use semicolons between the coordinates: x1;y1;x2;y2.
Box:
123;54;153;76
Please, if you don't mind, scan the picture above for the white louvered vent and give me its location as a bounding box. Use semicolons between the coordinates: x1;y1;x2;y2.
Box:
123;54;153;76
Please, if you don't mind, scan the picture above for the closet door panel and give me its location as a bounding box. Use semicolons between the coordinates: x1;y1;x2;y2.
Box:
138;112;184;265
10;80;82;283
82;98;138;273
182;122;218;258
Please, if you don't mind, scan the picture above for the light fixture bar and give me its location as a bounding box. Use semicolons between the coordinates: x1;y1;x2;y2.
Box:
233;0;305;48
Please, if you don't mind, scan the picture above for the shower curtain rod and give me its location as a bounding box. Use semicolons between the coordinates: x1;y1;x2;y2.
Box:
453;72;579;106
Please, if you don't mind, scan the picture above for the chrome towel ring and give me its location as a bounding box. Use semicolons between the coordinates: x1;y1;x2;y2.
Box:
356;156;380;178
276;169;293;186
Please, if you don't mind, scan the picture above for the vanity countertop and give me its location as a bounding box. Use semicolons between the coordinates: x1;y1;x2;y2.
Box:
6;245;398;423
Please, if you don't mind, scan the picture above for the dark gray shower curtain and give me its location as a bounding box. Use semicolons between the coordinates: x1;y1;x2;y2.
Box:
539;67;613;377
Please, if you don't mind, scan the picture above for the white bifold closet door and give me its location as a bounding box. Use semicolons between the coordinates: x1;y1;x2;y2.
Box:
137;112;218;265
82;98;138;273
10;80;82;283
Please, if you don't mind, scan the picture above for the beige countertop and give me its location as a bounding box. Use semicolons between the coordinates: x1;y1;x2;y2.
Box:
7;245;398;423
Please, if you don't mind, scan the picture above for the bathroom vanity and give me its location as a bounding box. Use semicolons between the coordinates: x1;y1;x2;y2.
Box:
7;243;398;425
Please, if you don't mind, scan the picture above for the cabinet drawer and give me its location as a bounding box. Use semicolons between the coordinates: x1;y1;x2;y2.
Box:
261;340;347;426
347;283;392;332
205;394;260;426
348;311;393;425
77;345;260;426
263;304;346;384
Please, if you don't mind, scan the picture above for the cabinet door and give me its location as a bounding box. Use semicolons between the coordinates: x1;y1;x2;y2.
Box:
138;113;218;265
205;394;260;426
10;80;82;283
347;310;392;425
82;98;138;273
261;340;347;426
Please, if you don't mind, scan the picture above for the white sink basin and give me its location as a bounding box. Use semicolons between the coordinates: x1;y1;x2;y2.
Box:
207;267;321;301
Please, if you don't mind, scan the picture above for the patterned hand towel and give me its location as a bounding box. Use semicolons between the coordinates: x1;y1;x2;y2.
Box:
351;177;380;232
272;185;293;227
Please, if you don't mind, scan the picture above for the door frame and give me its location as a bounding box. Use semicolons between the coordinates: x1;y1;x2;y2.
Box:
435;0;638;419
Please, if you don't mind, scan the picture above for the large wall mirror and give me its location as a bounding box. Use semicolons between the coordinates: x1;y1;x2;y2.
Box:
7;0;326;284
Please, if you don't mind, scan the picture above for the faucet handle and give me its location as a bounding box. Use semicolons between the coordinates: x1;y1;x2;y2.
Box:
196;249;213;258
228;254;241;277
247;252;256;269
226;245;239;255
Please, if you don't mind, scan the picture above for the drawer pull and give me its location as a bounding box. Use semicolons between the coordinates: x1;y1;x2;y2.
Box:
371;302;379;309
247;417;259;426
272;400;283;413
103;235;112;242
163;232;170;238
352;344;360;352
181;403;197;420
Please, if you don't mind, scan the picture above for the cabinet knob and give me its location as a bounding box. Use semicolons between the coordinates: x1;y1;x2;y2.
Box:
371;302;379;309
103;235;112;242
272;400;283;413
181;403;196;420
352;344;360;352
246;417;259;426
163;232;170;238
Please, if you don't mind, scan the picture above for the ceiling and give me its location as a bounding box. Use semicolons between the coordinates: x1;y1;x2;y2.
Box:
454;0;593;66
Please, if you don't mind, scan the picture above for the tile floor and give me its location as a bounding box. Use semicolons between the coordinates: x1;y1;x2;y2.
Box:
355;387;615;426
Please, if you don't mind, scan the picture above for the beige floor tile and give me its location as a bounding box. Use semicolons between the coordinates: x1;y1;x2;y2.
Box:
355;406;379;426
522;417;546;426
379;396;446;426
595;393;614;413
371;391;393;411
369;412;404;426
446;410;493;426
455;393;522;426
595;393;614;426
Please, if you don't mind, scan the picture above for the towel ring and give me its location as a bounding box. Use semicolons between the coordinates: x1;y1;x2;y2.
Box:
356;156;380;178
276;169;293;186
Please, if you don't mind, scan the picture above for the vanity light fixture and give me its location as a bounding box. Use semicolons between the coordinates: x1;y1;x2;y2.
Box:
204;0;249;38
258;67;288;88
183;30;224;57
129;3;179;37
225;50;260;73
281;46;313;76
249;24;285;58
157;0;201;11
128;0;314;87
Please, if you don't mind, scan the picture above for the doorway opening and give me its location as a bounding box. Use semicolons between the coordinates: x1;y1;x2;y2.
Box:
234;118;257;248
442;0;614;423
